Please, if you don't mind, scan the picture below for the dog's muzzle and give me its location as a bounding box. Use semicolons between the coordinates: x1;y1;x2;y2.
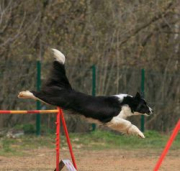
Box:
147;107;153;115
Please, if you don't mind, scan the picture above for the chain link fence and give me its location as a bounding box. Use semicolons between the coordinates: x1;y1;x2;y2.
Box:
0;61;180;133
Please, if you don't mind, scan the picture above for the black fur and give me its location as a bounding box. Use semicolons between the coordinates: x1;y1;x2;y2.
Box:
31;61;152;123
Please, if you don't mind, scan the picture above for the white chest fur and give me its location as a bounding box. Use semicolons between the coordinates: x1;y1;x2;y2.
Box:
82;105;133;124
118;105;134;119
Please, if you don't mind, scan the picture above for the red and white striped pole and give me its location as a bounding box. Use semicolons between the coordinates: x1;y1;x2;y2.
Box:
153;120;180;171
55;108;60;171
59;108;78;170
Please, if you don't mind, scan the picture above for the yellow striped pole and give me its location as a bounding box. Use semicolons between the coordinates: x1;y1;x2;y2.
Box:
0;110;58;114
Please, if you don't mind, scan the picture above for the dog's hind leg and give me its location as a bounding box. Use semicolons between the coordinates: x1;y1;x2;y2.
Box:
18;90;49;104
18;90;36;100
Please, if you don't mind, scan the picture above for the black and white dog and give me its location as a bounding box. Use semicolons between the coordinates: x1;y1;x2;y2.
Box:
18;49;153;138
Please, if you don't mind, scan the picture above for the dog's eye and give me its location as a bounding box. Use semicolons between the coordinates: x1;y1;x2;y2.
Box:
143;101;147;105
142;104;146;108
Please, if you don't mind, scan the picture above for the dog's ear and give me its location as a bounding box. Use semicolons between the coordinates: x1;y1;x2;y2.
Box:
135;92;141;100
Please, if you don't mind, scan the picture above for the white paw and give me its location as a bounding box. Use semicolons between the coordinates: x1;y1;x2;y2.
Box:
18;91;35;99
137;131;145;139
127;125;145;138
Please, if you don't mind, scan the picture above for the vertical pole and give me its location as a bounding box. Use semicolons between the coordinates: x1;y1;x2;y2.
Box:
92;65;96;97
92;65;96;131
141;69;145;132
56;108;60;171
60;108;78;170
36;60;41;135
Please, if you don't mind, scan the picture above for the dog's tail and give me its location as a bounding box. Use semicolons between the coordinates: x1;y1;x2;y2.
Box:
52;48;65;64
43;49;72;90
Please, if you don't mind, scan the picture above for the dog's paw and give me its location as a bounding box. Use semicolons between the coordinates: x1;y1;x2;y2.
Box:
137;132;145;139
127;125;145;138
18;91;35;99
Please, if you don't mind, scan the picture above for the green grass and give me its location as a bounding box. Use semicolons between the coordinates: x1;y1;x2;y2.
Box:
69;130;180;150
0;134;55;156
0;130;179;156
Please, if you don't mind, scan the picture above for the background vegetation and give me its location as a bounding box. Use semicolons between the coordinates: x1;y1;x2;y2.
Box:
0;0;180;133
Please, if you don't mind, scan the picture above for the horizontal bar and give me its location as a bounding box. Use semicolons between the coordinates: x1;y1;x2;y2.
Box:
0;110;58;114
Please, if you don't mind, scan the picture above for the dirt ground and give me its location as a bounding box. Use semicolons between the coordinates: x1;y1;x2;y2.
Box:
0;148;180;171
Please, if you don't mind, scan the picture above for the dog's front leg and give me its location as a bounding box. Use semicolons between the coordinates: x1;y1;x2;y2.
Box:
106;117;145;138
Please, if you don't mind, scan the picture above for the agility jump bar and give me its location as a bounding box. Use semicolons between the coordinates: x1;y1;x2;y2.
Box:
0;109;77;171
0;110;58;114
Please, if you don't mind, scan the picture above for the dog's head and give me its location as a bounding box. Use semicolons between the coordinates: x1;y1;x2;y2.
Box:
132;92;153;116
